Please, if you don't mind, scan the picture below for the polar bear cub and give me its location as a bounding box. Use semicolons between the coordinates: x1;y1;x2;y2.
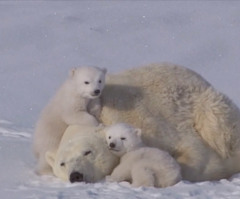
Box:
105;123;182;188
33;66;107;175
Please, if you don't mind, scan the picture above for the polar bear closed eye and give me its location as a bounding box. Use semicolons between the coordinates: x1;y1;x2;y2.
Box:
33;66;107;175
105;123;182;188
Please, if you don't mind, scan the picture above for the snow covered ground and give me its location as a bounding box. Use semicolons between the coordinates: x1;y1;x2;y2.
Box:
1;1;240;198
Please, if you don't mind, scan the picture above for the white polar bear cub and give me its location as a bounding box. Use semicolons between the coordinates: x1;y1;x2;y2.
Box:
33;66;107;175
105;123;182;188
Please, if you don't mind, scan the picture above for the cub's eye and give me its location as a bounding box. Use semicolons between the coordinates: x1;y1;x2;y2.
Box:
84;150;92;156
121;137;126;141
84;81;90;85
60;162;65;167
99;80;102;83
108;136;111;139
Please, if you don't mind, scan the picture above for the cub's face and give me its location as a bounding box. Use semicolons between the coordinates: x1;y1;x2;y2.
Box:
71;66;107;99
105;123;142;157
46;135;118;183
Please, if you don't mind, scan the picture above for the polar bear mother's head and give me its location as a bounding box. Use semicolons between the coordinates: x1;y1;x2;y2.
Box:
46;125;119;183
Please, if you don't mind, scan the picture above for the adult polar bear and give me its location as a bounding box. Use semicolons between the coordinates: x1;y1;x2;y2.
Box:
99;63;240;182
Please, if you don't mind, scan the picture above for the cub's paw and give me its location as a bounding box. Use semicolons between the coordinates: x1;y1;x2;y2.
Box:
105;175;115;182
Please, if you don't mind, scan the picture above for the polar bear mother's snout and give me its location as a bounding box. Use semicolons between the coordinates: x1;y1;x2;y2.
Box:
69;171;84;183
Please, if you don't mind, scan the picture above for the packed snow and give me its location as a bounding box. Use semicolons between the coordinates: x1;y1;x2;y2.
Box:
1;1;240;198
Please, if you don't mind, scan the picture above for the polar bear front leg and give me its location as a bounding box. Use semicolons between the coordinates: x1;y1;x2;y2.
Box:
88;98;102;119
63;111;99;126
35;153;53;175
131;164;155;187
109;164;131;183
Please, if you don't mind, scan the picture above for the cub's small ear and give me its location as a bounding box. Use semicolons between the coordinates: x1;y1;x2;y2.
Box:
135;128;142;137
69;68;77;77
45;151;56;168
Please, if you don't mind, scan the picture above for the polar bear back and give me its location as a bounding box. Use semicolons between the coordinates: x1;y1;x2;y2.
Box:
117;147;182;187
100;63;240;182
101;63;210;127
122;147;180;171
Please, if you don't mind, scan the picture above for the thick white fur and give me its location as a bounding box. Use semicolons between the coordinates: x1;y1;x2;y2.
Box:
45;125;119;182
33;66;107;175
33;63;240;182
100;63;240;182
105;123;182;188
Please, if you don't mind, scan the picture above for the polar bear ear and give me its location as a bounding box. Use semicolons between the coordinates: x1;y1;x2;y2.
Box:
45;151;56;168
69;68;77;77
101;67;107;74
135;128;142;137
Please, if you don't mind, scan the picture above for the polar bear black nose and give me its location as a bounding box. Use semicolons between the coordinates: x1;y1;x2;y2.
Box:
94;89;100;95
70;171;83;183
109;142;115;148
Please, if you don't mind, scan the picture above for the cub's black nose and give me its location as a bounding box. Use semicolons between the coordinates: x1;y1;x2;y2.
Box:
109;142;115;148
94;89;100;95
70;171;83;183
